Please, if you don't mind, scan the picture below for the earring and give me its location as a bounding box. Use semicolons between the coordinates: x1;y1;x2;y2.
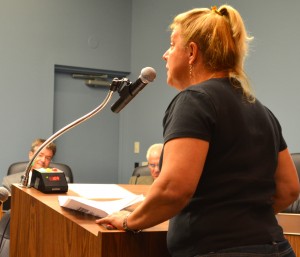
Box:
189;64;193;79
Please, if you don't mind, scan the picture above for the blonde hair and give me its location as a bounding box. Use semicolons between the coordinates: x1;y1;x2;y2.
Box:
170;5;255;102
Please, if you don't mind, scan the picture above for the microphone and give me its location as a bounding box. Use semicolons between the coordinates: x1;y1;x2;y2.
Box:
0;187;9;203
111;67;156;113
134;174;141;185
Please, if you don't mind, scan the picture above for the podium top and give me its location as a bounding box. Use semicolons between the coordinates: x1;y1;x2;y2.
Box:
12;183;169;236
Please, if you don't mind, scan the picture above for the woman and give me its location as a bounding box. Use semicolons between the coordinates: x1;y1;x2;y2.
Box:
96;5;300;257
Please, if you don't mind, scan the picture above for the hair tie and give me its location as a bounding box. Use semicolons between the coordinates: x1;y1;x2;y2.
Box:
211;6;222;16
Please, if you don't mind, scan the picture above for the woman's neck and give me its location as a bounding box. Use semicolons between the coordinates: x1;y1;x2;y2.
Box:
190;70;228;87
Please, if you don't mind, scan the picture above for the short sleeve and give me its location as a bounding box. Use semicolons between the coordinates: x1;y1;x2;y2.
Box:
265;107;287;151
163;89;217;143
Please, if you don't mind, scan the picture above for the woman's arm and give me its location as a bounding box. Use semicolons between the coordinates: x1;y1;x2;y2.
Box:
96;137;209;230
273;148;300;214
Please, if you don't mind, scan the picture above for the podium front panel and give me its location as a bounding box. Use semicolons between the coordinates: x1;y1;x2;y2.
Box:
10;184;170;257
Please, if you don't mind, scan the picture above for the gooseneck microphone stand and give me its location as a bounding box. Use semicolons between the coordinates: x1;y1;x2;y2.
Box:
20;77;131;187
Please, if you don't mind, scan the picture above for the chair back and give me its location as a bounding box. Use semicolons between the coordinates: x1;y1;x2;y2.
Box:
7;161;74;183
132;165;151;177
129;165;153;185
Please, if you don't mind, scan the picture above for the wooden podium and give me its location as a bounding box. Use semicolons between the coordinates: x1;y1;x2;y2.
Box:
276;213;300;256
10;184;300;257
10;184;171;257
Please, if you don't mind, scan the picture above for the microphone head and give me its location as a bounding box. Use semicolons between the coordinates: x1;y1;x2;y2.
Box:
0;187;9;202
140;67;156;84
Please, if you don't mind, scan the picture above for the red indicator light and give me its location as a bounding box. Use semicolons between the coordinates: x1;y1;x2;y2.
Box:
49;176;60;181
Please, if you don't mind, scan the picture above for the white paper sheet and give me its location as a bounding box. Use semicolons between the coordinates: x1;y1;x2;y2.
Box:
58;194;144;217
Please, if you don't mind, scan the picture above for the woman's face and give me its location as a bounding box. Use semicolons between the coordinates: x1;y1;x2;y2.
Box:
163;28;190;90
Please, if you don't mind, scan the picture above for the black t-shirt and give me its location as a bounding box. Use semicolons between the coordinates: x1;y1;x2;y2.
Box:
163;78;286;257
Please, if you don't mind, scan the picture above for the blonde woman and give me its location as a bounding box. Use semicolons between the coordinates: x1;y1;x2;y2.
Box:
97;5;299;257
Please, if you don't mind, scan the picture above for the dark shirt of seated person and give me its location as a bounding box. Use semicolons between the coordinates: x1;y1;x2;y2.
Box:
2;138;56;193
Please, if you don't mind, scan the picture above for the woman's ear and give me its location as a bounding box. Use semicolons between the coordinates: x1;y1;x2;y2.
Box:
188;42;198;64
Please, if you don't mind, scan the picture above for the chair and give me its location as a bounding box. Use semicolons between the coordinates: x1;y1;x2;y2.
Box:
128;165;153;185
0;210;10;257
282;153;300;213
7;161;74;183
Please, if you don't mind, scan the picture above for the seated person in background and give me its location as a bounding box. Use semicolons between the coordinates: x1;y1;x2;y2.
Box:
129;143;163;184
147;143;163;180
2;138;56;192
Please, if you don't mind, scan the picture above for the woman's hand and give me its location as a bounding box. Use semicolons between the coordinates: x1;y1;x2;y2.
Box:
95;210;130;230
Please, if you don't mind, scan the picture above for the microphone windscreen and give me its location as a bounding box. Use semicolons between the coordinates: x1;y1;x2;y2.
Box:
0;187;9;202
140;67;156;83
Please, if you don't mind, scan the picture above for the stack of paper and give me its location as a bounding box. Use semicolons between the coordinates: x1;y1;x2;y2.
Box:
58;193;144;218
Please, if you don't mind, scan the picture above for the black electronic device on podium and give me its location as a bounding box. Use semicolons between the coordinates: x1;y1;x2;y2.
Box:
31;168;68;193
